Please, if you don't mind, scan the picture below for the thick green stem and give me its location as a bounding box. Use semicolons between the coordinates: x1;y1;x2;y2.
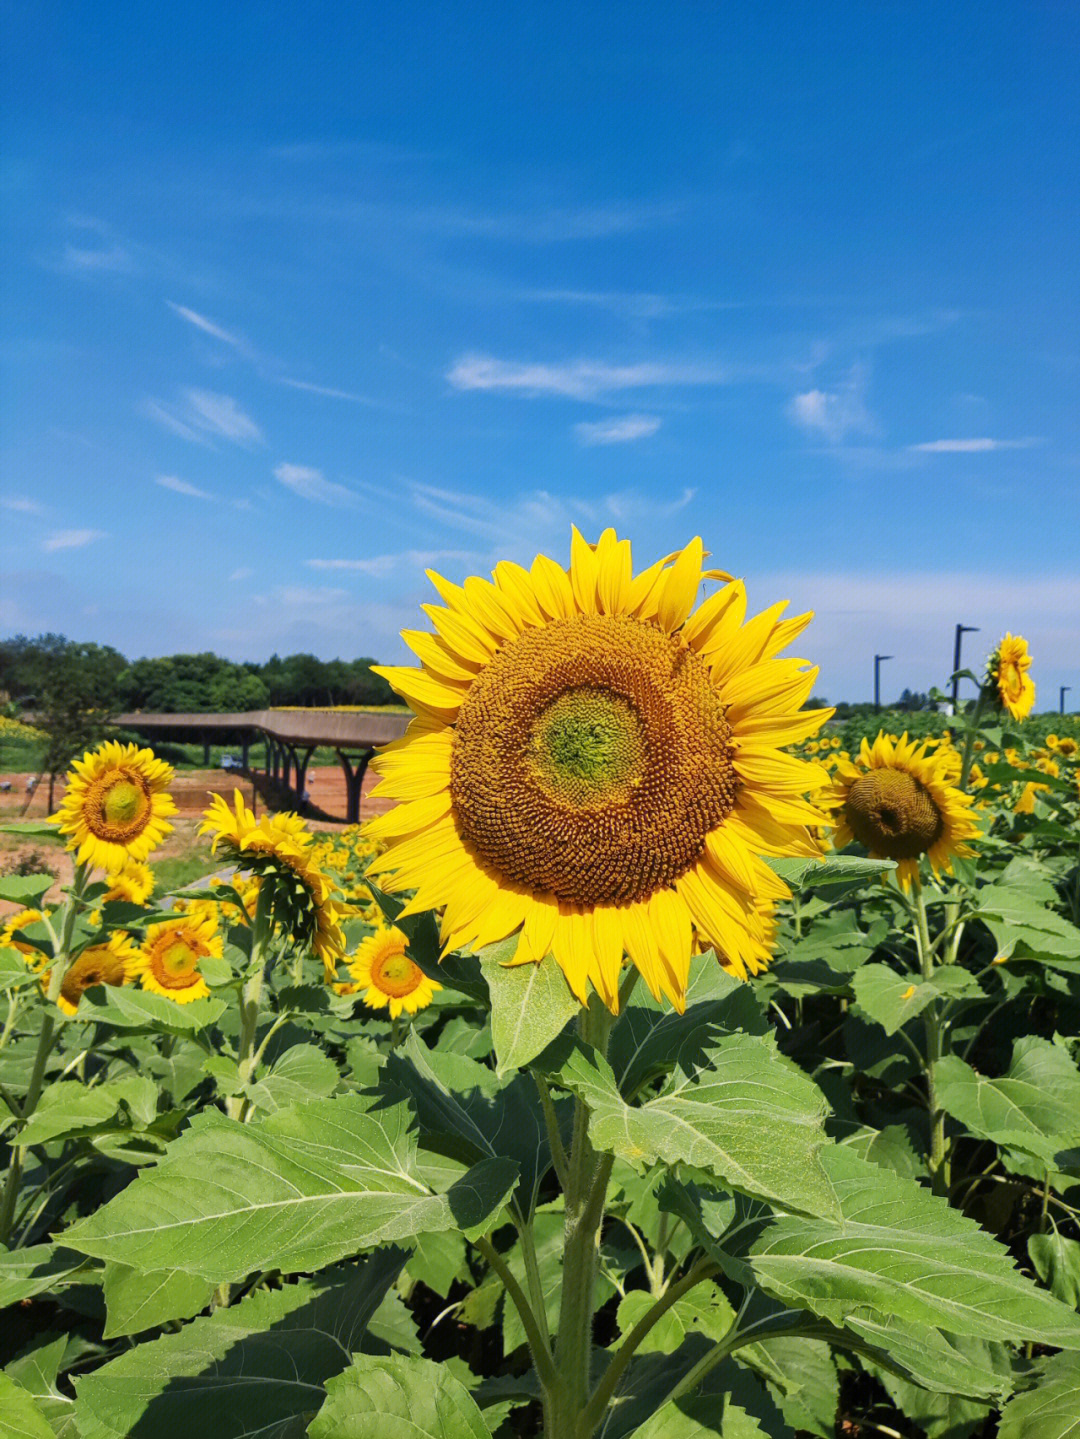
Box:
913;880;949;1195
0;864;87;1244
226;890;273;1123
549;1000;614;1439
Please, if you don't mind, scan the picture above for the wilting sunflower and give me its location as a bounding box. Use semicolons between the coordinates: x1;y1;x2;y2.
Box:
130;911;222;1003
340;927;441;1017
826;732;979;887
52;742;176;871
200;792;349;978
102;859;155;907
365;529;830;1012
985;633;1035;721
49;932;140;1015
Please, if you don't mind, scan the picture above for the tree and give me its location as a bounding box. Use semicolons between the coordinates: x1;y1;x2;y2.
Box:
24;639;127;806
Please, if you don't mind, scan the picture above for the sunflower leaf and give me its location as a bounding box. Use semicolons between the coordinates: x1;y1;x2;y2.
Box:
765;855;896;888
62;1094;519;1283
551;1036;839;1219
308;1354;495;1439
0;1375;54;1439
0;874;53;906
73;1249;407;1439
479;936;580;1074
101;1263;214;1338
72;986;227;1033
935;1036;1080;1165
851;962;982;1035
997;1351;1080;1439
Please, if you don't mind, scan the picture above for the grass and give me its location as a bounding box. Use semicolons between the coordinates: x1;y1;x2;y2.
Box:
150;852;225;893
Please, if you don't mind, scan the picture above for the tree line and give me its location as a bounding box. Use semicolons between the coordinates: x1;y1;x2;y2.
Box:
0;635;396;715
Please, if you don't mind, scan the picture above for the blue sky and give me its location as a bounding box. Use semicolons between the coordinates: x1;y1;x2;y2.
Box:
2;1;1078;705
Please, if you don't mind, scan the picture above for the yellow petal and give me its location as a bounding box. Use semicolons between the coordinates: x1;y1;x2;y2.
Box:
656;536;704;632
569;527;601;614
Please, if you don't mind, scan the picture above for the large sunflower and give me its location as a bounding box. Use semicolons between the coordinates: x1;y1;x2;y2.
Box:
339;926;442;1018
825;731;979;887
52;742;176;871
130;912;222;1003
50;932;141;1015
200;792;349;979
985;633;1035;721
365;529;831;1012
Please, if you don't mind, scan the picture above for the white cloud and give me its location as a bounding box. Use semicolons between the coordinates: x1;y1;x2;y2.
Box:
277;376;384;405
274;463;358;507
575;414;662;446
788;365;876;444
1;496;44;515
155;474;214;500
43;528;105;552
307;548;476;577
229;567;253;582
144;390;263;446
908;437;1041;453
447;354;729;400
604;487;696;521
167;302;246;350
60;243;132;274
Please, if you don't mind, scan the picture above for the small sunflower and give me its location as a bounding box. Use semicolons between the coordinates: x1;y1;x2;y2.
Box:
52;742;176;871
985;633;1035;721
102;859;155;907
342;927;441;1018
130;912;222;1003
50;932;140;1015
826;731;979;887
200;791;349;978
365;529;831;1012
1;908;50;971
1058;736;1077;758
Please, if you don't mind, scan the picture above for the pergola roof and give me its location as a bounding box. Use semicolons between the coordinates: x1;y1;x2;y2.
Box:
114;709;410;748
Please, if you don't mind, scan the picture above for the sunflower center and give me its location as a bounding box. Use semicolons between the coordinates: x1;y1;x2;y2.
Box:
450;612;737;905
85;769;153;843
372;947;423;997
843;769;944;859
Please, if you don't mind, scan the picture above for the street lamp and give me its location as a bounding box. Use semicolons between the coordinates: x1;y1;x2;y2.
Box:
1062;686;1072;715
951;624;980;711
874;654;892;712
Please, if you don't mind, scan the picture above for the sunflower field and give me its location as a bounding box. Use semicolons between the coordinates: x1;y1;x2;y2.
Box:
1;532;1079;1439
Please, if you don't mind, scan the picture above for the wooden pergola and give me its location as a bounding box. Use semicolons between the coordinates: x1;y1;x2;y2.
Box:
112;710;410;823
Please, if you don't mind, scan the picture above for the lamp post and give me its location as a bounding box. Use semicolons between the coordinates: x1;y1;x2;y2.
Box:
874;654;892;712
1062;686;1072;716
951;624;980;711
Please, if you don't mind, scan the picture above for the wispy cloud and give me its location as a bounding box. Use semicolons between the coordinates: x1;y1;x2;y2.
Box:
60;243;132;274
277;376;384;405
144;389;264;446
788;365;875;444
908;437;1042;453
1;496;44;515
604;487;696;521
575;414;662;446
43;528;105;552
448;354;729;400
274;462;358;507
229;567;253;582
155;473;215;500
307;548;476;577
167;302;247;351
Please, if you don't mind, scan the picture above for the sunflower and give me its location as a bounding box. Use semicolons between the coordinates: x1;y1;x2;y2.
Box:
985;633;1035;721
130;911;222;1003
341;927;441;1017
49;932;140;1015
200;791;349;979
1;908;50;971
52;742;176;871
1058;737;1077;758
825;732;979;887
364;529;831;1012
102;859;155;907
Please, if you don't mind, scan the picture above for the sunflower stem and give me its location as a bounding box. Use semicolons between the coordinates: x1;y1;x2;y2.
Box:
549;999;615;1438
912;878;949;1196
226;887;273;1123
0;862;88;1245
958;690;987;793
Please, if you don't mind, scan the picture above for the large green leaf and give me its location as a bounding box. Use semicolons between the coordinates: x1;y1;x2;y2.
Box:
747;1145;1080;1348
1030;1230;1080;1308
999;1351;1080;1439
0;1374;54;1439
386;1032;554;1214
766;855;895;888
64;1095;518;1283
615;1281;735;1356
74;986;227;1032
245;1043;340;1114
936;1036;1080;1165
972;885;1080;965
0;1245;88;1308
5;1333;77;1438
554;1038;839;1219
74;1251;406;1439
17;1077;157;1147
608;959;766;1097
0;874;53;907
479;937;579;1075
307;1354;494;1438
102;1263;214;1338
852;962;981;1035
